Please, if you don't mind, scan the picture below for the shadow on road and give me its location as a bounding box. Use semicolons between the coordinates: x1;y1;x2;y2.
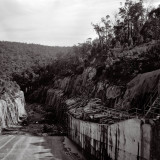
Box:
30;136;86;160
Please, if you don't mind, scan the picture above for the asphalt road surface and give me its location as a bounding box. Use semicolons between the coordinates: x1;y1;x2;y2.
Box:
0;135;86;160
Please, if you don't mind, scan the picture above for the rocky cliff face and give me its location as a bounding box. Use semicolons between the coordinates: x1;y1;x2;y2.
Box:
45;67;124;103
29;63;160;123
40;67;125;123
0;79;27;129
122;69;160;110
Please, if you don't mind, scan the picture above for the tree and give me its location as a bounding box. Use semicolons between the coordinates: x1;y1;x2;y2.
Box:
141;6;160;41
92;23;104;47
73;41;92;59
118;0;145;45
148;6;160;40
92;15;113;48
101;15;113;47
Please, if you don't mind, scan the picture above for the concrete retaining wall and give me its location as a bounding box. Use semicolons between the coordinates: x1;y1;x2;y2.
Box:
67;114;160;160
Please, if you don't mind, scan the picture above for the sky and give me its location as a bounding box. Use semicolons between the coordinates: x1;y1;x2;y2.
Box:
0;0;159;46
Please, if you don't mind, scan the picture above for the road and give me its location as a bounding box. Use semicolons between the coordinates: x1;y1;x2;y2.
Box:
0;135;86;160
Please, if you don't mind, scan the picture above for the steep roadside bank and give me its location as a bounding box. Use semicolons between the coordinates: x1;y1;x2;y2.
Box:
2;103;66;136
0;79;27;130
28;66;160;124
0;79;66;136
24;43;160;123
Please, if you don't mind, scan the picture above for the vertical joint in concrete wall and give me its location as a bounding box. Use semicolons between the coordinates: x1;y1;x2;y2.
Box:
67;114;158;160
150;122;160;160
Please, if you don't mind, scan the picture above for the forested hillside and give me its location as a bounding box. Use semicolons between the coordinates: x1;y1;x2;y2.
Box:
0;41;72;80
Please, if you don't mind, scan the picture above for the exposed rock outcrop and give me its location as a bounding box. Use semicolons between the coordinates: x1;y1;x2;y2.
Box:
0;79;27;129
31;65;160;123
40;67;126;123
49;67;124;103
66;98;104;119
122;69;160;110
45;89;64;106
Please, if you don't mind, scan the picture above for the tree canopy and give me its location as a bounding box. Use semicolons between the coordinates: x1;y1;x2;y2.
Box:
91;0;160;51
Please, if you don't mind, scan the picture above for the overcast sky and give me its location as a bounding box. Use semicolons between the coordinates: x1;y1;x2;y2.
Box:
0;0;159;46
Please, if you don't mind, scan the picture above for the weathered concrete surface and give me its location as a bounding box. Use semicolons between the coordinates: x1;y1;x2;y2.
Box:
106;119;151;160
68;114;158;160
0;135;86;160
68;114;108;159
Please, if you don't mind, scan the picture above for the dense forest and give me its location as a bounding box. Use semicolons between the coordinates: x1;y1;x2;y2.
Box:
0;41;72;80
0;41;75;93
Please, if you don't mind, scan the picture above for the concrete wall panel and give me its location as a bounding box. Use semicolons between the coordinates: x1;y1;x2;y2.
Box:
67;114;155;160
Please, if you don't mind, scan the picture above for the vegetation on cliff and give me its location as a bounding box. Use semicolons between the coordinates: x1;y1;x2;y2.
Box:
71;1;160;84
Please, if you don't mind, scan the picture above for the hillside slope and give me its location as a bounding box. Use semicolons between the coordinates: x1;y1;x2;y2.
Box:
0;41;72;80
27;42;160;124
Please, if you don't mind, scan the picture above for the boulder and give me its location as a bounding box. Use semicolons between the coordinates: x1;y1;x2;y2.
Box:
106;85;123;99
122;69;160;109
66;98;104;120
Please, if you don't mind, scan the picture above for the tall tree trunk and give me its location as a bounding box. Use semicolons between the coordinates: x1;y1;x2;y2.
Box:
128;20;130;42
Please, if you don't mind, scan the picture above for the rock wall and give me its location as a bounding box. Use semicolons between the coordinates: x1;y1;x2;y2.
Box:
122;69;160;110
44;67;124;108
0;79;27;129
41;67;160;123
40;67;160;120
